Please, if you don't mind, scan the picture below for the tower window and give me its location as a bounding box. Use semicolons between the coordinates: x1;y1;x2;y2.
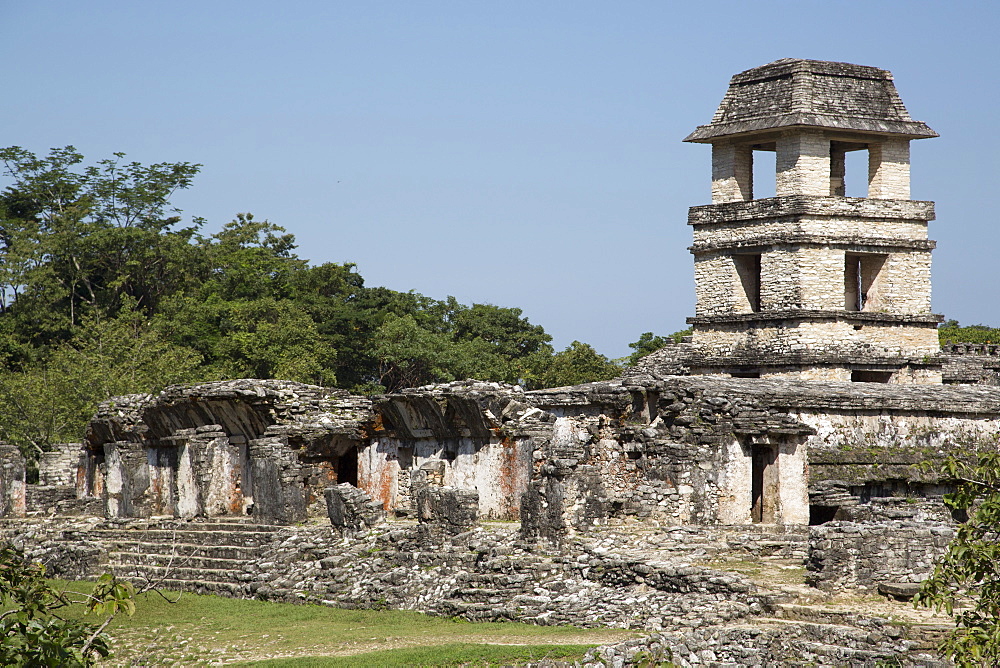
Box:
733;254;762;312
845;253;887;311
851;370;893;383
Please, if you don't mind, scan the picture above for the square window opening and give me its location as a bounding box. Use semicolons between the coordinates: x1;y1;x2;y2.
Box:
733;254;762;313
851;370;893;383
845;253;888;311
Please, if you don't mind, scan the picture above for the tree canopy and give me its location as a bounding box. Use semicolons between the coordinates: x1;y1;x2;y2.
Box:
0;146;632;463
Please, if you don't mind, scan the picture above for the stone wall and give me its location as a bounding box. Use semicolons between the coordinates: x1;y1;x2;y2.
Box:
38;443;83;487
361;381;545;520
522;380;814;543
941;343;1000;385
86;380;373;523
807;521;954;591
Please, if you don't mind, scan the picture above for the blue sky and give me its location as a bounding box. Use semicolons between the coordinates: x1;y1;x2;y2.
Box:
2;1;998;357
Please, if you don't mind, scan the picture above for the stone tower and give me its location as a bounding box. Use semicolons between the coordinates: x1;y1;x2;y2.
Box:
683;59;942;383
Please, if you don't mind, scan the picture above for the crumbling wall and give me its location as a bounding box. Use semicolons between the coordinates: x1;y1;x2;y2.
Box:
941;343;1000;385
523;380;814;543
87;380;373;524
361;381;543;520
38;443;82;487
325;483;385;536
807;521;954;591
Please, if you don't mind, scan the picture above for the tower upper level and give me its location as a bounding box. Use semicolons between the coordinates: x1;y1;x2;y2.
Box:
685;59;937;203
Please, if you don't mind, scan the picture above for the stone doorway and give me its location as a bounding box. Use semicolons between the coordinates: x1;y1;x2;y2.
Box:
750;443;778;523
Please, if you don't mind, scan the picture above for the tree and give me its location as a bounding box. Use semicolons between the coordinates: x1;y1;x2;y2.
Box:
0;146;203;353
0;305;202;457
624;328;694;366
939;320;1000;345
534;341;621;389
0;545;137;667
915;451;1000;667
370;314;463;392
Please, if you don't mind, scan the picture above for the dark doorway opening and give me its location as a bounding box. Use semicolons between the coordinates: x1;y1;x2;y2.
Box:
851;370;893;383
809;505;840;525
751;443;777;523
336;447;359;486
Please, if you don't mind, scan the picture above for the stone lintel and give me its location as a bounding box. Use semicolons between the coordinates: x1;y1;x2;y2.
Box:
685;115;938;143
689;236;935;255
688;196;934;225
686;311;943;326
689;355;941;369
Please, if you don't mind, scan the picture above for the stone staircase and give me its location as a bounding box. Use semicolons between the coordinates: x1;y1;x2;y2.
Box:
87;518;284;596
759;604;952;667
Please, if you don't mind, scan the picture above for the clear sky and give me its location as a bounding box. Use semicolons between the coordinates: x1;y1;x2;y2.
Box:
2;1;998;357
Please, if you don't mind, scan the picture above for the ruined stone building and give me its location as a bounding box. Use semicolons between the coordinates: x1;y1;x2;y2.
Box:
4;59;997;535
0;59;998;665
684;58;942;384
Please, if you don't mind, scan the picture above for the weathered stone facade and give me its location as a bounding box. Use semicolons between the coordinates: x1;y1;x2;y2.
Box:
684;59;943;383
82;380;373;523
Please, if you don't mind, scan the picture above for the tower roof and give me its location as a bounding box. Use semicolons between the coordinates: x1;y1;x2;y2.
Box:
684;59;938;143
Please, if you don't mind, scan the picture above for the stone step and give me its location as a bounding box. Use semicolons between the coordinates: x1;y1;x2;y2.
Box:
121;577;248;597
770;604;950;648
96;518;286;532
111;550;249;571
84;528;279;547
107;540;261;561
108;562;245;584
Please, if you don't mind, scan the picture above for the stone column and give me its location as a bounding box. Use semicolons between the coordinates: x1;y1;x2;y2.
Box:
829;145;847;196
868;139;910;199
776;131;831;196
711;143;753;203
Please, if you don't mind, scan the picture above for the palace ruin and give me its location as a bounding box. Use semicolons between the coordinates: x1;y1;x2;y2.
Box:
2;59;997;666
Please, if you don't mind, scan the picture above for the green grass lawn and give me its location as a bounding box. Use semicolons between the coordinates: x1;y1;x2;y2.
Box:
52;581;633;666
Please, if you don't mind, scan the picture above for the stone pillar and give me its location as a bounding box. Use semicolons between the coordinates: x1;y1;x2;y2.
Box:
829;145;847;196
0;445;25;518
868;139;910;199
711;143;753;203
776;131;831;196
326;483;386;536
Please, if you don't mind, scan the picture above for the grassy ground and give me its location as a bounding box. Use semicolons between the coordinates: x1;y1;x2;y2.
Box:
53;581;635;666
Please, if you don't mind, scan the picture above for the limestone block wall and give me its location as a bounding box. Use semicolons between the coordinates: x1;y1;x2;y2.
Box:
691;213;930;248
523;382;814;543
0;445;26;518
358;434;533;520
775;131;830;197
38;443;83;487
693;247;932;317
711;143;753;203
87;380;373;524
807;521;951;591
692;319;941;359
868;140;911;199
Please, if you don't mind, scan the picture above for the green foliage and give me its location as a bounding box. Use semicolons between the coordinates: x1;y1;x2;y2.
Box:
0;305;202;456
915;451;1000;666
0;145;623;452
624;328;692;366
0;145;202;344
534;341;621;389
939;320;1000;345
0;546;136;667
